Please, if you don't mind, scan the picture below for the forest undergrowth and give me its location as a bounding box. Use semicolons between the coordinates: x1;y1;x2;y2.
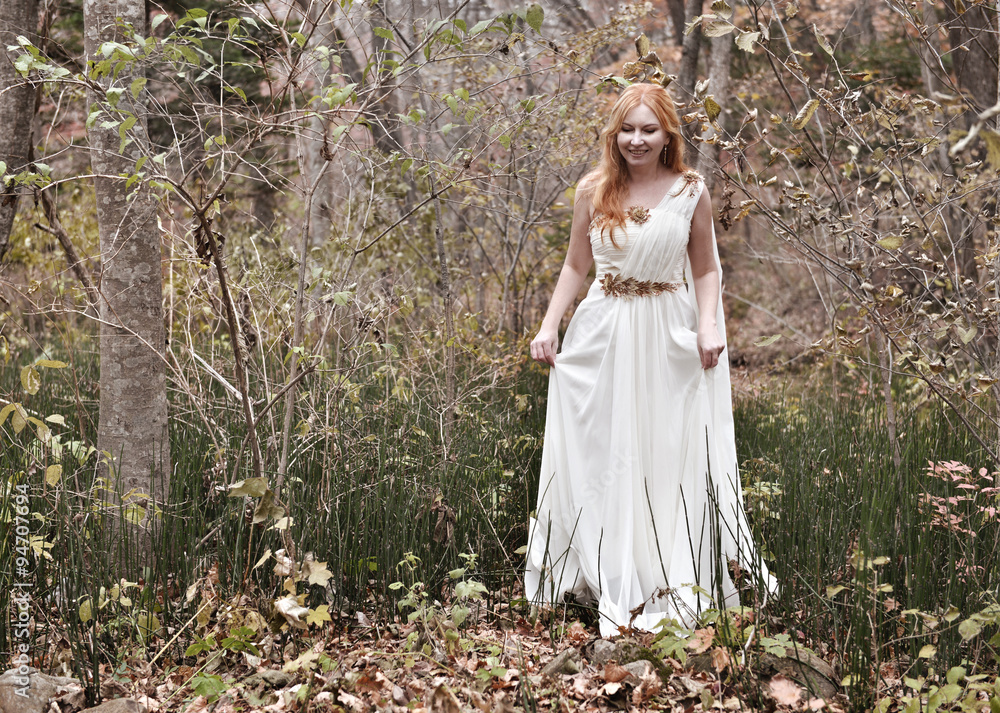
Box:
2;337;1000;712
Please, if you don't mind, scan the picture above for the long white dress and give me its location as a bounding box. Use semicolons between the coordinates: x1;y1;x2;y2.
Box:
524;172;773;637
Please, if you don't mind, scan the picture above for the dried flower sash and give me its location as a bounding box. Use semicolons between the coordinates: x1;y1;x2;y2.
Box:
600;273;681;299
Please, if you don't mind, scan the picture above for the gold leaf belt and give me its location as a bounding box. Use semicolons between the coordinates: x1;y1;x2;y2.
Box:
600;273;681;298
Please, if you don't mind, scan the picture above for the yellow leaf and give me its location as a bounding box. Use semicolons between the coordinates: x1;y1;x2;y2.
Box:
306;561;333;587
813;24;834;56
45;464;62;487
735;31;760;53
711;0;733;19
918;644;937;659
36;359;68;369
307;604;332;628
754;334;782;347
11;404;28;435
635;33;650;57
785;0;798;17
704;19;734;37
877;234;904;250
79;597;93;623
826;585;847;597
229;477;268;498
136;611;162;640
705;96;722;123
957;324;978;344
792;99;820;130
21;365;40;395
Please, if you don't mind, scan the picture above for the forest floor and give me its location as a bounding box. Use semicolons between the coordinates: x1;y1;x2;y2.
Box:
72;603;850;713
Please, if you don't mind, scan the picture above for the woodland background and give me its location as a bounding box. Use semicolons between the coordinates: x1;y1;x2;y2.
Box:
2;0;1000;710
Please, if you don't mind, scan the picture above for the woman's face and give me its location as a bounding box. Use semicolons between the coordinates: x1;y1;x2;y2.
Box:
616;102;668;171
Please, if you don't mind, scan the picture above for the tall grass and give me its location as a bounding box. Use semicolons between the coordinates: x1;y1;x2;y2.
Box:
738;380;998;699
3;347;998;704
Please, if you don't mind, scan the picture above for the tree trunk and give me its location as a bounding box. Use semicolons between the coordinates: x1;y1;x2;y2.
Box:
696;28;733;190
944;0;999;121
369;1;402;154
84;0;169;563
677;0;703;103
0;0;39;259
668;0;687;46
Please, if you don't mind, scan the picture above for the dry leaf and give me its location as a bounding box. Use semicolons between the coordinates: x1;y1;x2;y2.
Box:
710;646;731;673
604;663;629;683
688;626;715;654
429;683;461;713
770;675;803;706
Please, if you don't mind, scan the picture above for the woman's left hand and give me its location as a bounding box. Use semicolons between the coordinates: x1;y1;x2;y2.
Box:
697;325;726;369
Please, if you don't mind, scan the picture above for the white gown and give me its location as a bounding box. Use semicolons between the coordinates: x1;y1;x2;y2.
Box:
524;172;774;637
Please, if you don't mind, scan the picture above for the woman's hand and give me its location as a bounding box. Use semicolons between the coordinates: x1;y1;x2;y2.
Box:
697;324;726;369
531;325;560;367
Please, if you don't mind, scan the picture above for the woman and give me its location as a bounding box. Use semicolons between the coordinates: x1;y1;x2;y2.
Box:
525;84;773;636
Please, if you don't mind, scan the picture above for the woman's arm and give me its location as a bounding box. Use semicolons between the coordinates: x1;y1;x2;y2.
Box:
530;181;596;366
687;188;725;370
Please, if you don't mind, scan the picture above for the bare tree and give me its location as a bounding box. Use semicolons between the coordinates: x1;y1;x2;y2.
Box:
83;0;170;558
0;0;39;258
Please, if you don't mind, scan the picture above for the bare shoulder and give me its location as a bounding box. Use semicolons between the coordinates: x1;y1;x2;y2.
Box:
576;171;600;200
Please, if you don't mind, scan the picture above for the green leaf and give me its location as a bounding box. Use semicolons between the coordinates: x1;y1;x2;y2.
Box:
20;365;40;395
791;98;820;130
130;77;147;99
704;96;721;123
290;31;306;47
525;3;544;32
373;26;393;41
958;618;982;641
469;19;493;35
105;87;124;108
446;95;459;114
13;54;32;75
946;666;966;684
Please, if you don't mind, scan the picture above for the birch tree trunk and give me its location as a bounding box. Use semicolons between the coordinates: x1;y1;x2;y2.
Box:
83;0;169;560
0;0;39;258
696;29;733;190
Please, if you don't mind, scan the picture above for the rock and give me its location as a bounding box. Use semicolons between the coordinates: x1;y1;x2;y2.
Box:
259;670;294;688
759;647;838;700
81;700;148;713
589;639;621;665
622;660;656;682
541;648;582;677
0;667;82;713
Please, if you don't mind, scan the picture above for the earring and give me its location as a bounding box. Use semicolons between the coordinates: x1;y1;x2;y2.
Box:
661;145;669;165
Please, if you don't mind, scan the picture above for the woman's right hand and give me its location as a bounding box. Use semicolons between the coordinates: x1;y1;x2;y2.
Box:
530;326;560;366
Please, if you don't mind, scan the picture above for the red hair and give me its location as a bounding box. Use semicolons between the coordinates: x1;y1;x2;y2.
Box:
585;84;687;247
